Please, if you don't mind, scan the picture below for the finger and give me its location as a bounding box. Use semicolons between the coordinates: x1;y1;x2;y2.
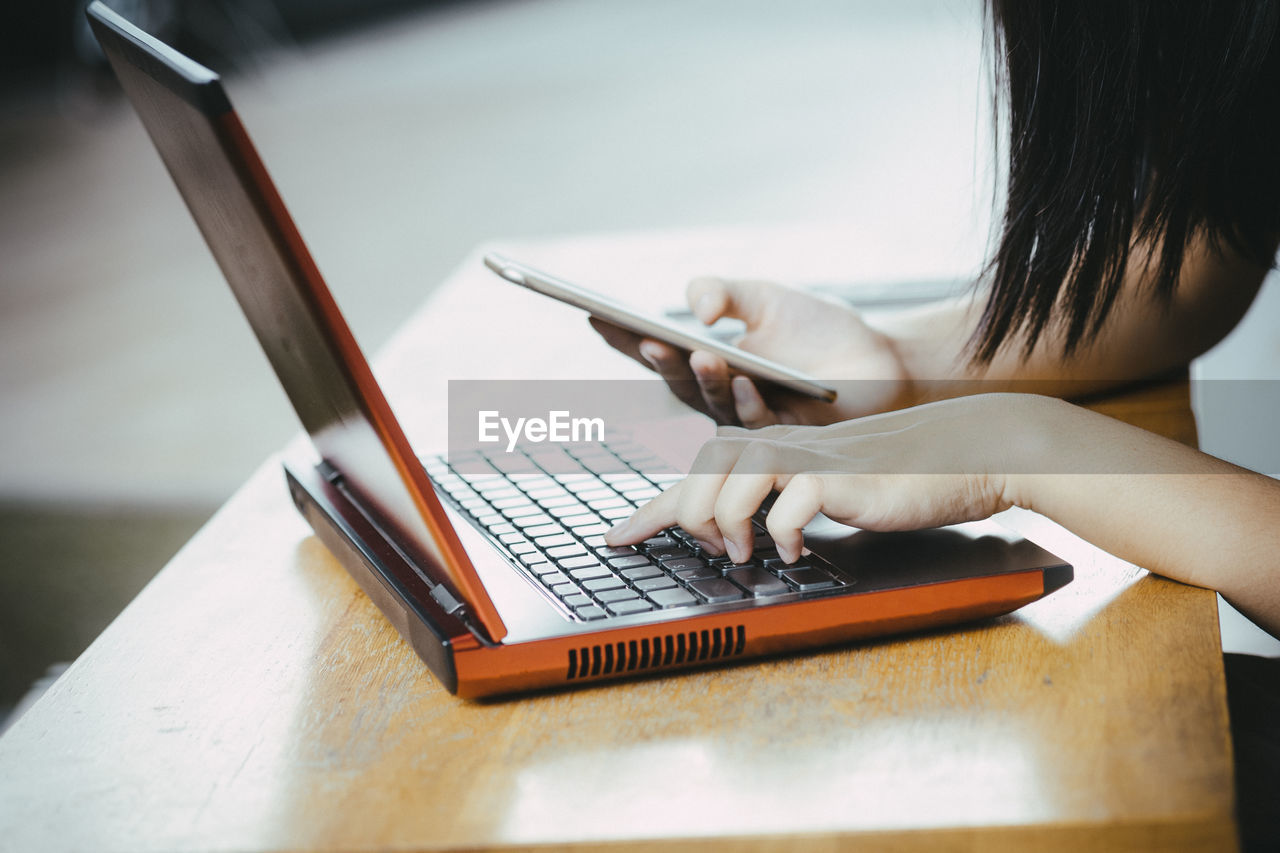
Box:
605;480;682;545
765;472;827;563
675;436;757;553
672;471;731;555
731;375;778;428
712;469;778;563
687;277;775;329
637;339;708;416
588;316;647;365
689;349;738;425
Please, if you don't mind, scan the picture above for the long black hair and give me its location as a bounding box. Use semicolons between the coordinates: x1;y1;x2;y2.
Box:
976;0;1280;363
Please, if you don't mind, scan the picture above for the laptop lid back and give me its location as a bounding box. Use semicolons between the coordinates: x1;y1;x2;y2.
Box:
87;1;507;641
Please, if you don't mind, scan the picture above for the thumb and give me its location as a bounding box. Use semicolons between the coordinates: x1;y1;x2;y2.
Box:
687;277;775;329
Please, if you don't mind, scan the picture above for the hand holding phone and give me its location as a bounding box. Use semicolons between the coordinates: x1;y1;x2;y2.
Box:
481;251;911;425
484;252;839;404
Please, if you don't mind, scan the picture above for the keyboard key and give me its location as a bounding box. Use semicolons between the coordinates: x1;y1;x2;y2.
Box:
576;488;615;502
621;565;663;581
533;533;575;548
586;497;627;511
688;578;744;603
546;543;587;559
642;536;677;549
498;531;526;544
725;566;790;597
548;503;590;518
549;582;577;598
634;576;677;592
608;555;652;569
562;514;603;529
568;565;612;581
507;540;536;554
518;552;547;568
623;488;661;501
646;587;698;608
659;556;704;571
491;496;533;510
560;554;603;569
581;457;629;475
512;514;554;529
521;524;561;539
598;506;633;520
476;513;504;528
583;535;607;548
527;487;570;501
490;523;517;537
595;588;640;604
538;571;569;587
649;546;691;561
574;523;611;537
606;599;654;616
563;593;593;608
582;576;625;592
781;568;837;591
674;565;720;582
596;545;642;559
502;504;543;519
576;605;608;620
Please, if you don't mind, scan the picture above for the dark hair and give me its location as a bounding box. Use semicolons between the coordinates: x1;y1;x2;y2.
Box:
975;0;1280;364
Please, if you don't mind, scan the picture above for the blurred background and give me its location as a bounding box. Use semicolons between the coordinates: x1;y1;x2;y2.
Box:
1;0;1276;724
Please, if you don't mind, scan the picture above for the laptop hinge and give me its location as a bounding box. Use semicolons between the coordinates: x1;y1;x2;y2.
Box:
430;584;466;615
322;463;500;646
317;459;343;485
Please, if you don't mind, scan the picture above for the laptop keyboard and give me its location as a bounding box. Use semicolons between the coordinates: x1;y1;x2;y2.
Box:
424;440;847;621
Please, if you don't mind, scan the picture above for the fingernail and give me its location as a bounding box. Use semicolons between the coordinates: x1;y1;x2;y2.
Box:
731;375;752;405
725;539;745;564
776;543;795;563
638;342;661;368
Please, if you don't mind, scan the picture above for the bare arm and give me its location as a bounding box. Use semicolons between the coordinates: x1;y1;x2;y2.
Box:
605;394;1280;638
594;235;1271;425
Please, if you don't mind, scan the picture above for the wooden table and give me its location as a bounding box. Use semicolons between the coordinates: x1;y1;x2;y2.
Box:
0;228;1235;851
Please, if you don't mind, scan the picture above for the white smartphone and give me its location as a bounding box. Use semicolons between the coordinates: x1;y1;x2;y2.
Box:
484;252;838;403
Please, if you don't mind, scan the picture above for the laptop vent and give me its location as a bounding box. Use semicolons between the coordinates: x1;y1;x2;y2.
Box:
566;625;746;680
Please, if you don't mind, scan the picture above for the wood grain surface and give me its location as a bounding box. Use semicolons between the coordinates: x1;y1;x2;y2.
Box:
0;228;1235;852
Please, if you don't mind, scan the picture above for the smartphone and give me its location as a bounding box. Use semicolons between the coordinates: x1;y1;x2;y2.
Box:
483;252;838;402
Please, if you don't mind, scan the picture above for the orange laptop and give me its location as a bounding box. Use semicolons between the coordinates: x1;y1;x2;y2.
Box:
88;2;1071;699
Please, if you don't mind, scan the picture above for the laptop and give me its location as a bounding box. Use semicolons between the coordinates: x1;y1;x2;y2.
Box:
87;2;1072;699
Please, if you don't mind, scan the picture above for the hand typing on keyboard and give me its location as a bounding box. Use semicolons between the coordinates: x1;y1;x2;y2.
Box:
604;394;1031;564
431;437;846;620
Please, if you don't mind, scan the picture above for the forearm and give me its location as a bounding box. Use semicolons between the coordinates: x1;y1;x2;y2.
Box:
1002;398;1280;637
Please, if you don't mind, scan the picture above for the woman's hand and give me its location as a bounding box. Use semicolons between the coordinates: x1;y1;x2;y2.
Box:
604;393;1046;563
590;277;916;427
